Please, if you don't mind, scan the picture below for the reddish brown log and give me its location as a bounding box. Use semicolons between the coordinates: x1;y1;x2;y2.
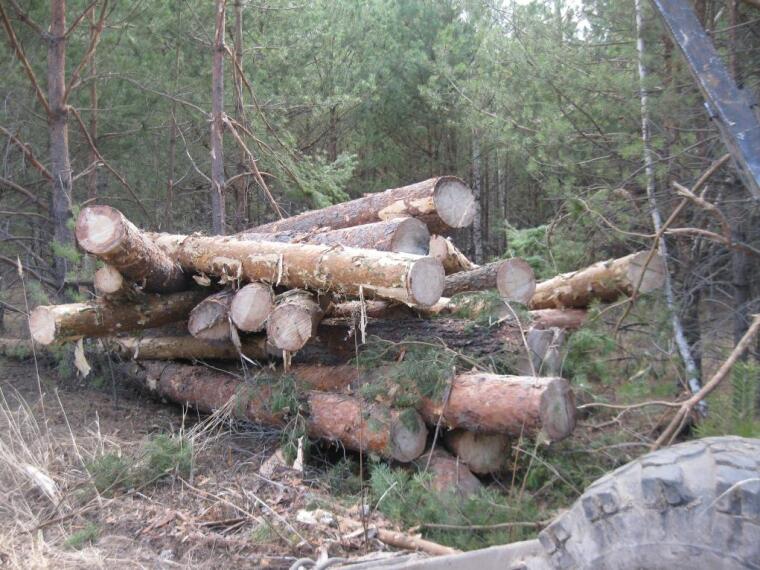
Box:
529;251;666;310
151;230;445;306
419;373;575;441
266;291;324;352
133;362;427;462
429;235;477;274
229;283;274;332
443;430;510;475
187;289;234;341
442;258;536;304
529;308;587;330
417;449;483;495
29;290;207;345
247;177;475;234
76;206;189;292
238;217;430;255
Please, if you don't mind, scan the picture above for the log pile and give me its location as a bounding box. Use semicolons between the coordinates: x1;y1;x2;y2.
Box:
20;176;667;482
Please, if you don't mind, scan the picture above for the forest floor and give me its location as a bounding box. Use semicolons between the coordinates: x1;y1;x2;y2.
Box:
0;352;659;570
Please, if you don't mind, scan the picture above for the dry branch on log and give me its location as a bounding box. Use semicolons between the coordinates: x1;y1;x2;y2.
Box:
530;251;666;310
239;217;430;255
76;206;189;293
130;362;428;462
29;290;207;345
247;176;475;234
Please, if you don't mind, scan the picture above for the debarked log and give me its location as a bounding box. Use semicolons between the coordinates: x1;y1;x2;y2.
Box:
130;362;428;462
76;206;189;293
150;231;445;307
29;290;208;345
442;258;536;304
245;176;475;235
238;217;431;255
529;251;666;310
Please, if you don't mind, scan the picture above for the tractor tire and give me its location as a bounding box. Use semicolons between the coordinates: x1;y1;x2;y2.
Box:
538;436;760;569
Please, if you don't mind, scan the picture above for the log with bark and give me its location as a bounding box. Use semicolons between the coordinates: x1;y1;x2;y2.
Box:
246;176;475;235
418;373;575;441
443;430;510;475
529;251;666;310
149;229;445;307
29;290;207;345
238;217;431;255
428;235;477;274
187;289;234;341
529;308;587;330
266;290;325;352
229;282;274;332
76;205;189;293
442;258;536;304
110;335;269;361
130;362;428;462
285;365;576;440
416;449;483;495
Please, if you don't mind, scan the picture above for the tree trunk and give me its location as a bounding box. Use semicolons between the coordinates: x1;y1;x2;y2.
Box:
443;258;536;304
529;251;666;310
266;290;324;352
132;361;427;462
29;289;207;345
471;130;483;264
48;0;74;291
443;430;510;475
239;217;430;255
76;206;189;293
210;0;226;234
229;282;274;332
151;229;445;306
635;1;703;399
110;335;269;361
419;373;575;441
246;177;475;235
416;449;482;496
232;0;248;232
429;235;477;274
188;289;234;341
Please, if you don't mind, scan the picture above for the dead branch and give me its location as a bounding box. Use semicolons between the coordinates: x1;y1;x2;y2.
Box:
0;3;51;116
0;176;48;210
0;126;53;180
653;314;760;450
63;1;108;104
69;106;152;221
7;0;44;35
63;0;98;39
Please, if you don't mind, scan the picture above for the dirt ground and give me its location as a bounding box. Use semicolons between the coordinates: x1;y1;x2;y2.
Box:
0;355;414;569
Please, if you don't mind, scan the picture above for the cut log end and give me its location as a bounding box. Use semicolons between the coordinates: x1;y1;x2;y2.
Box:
230;283;274;332
390;217;431;255
267;293;323;352
418;449;483;495
29;307;56;345
539;377;577;441
627;251;667;294
188;290;234;341
94;265;125;295
408;257;445;307
390;410;429;463
75;205;125;254
497;258;536;304
444;430;510;475
433;178;476;228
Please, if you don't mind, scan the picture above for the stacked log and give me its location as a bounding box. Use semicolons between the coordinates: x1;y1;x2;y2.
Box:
17;176;669;474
